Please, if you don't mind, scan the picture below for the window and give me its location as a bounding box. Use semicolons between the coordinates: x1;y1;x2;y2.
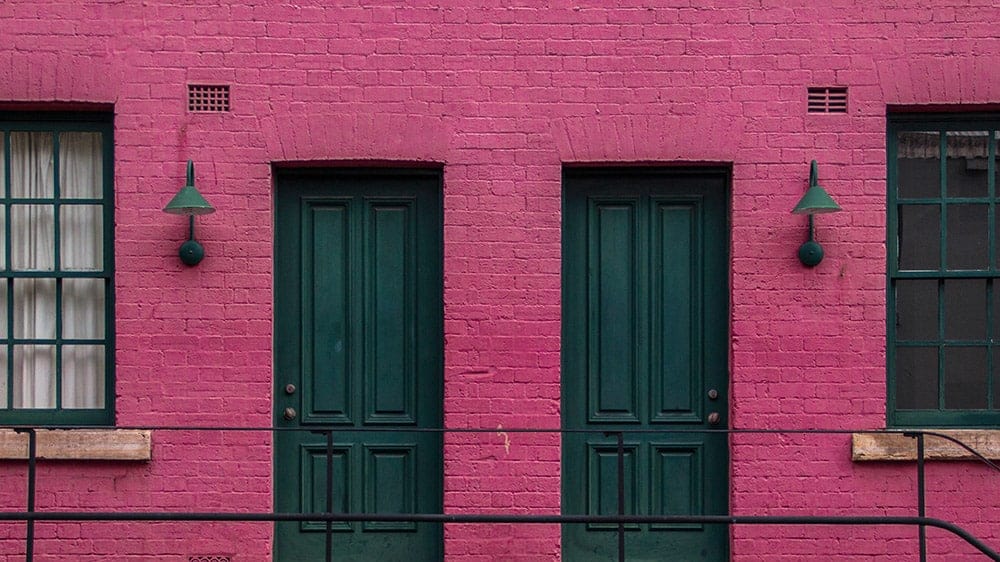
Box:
0;113;113;425
888;114;1000;427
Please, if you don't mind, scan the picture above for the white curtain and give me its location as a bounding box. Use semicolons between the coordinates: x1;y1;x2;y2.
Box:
9;131;104;409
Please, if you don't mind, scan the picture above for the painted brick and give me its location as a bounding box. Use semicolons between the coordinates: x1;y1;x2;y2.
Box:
0;1;998;560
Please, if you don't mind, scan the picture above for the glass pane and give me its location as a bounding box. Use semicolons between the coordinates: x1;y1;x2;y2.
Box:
944;347;987;409
896;347;938;409
994;348;1000;410
12;344;55;408
59;132;103;199
11;205;55;271
0;279;6;338
63;278;104;339
10;132;54;198
898;205;940;270
13;278;56;339
60;205;103;270
944;279;986;340
945;131;989;197
0;206;5;270
946;204;988;270
0;348;6;408
62;345;104;409
897;131;940;199
896;280;938;341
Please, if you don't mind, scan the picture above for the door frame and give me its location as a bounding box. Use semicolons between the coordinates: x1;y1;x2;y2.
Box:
559;165;732;559
271;166;445;561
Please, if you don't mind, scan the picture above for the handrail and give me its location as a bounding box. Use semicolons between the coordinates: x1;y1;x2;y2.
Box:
2;426;998;562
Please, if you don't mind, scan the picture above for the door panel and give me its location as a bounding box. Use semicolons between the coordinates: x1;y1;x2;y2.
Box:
563;169;729;561
274;170;443;562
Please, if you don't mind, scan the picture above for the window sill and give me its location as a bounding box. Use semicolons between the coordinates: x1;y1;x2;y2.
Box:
0;429;151;461
852;430;1000;462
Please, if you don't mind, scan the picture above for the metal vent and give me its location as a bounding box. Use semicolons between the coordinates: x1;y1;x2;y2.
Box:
807;87;848;114
188;557;231;562
187;84;230;112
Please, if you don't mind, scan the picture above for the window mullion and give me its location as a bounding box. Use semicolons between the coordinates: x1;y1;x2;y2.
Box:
990;131;998;410
2;130;9;411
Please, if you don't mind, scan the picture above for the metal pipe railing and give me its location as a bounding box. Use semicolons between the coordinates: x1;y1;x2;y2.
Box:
2;426;998;562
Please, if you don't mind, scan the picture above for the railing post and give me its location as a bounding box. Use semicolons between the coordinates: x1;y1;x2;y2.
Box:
325;429;334;562
13;428;36;562
916;432;926;562
616;431;625;562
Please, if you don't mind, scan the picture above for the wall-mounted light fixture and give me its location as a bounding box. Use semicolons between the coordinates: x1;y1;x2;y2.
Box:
791;160;842;267
163;160;215;266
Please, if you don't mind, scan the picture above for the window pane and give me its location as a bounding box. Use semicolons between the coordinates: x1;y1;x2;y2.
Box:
60;205;103;270
0;348;6;408
0;279;6;338
896;280;938;341
12;344;55;408
0;207;5;270
11;205;55;271
63;278;104;339
898;205;940;270
59;132;103;199
896;347;938;409
994;348;1000;410
944;279;986;340
946;204;988;270
10;132;54;198
945;132;989;197
13;278;56;339
944;347;988;409
62;345;104;409
897;131;940;199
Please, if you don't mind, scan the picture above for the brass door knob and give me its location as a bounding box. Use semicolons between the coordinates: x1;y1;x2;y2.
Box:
283;407;297;421
707;412;721;425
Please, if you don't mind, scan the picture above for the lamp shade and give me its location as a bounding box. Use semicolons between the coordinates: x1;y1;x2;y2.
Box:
163;160;216;215
791;160;842;215
791;184;842;215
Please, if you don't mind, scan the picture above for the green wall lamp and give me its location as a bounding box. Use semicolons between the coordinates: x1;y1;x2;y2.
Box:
163;160;216;266
791;160;842;267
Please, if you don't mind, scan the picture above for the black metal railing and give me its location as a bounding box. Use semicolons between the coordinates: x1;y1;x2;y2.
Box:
3;426;999;562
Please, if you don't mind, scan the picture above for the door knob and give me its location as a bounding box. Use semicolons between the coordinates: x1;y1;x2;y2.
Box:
283;407;297;421
707;412;721;425
284;383;296;395
707;389;719;400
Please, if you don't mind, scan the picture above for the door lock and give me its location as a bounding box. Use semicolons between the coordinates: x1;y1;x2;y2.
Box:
707;412;721;425
284;383;296;395
707;389;719;400
283;407;297;421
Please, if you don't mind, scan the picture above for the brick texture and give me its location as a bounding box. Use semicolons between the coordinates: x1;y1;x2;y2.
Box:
0;0;999;560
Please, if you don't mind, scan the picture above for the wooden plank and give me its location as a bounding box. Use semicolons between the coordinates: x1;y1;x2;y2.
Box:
0;429;151;461
852;431;1000;461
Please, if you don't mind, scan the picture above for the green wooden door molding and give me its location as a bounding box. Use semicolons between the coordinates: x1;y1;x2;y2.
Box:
562;168;730;561
274;169;443;562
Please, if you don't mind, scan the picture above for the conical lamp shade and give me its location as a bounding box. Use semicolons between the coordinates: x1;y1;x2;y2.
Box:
792;184;841;215
163;160;215;215
163;185;216;215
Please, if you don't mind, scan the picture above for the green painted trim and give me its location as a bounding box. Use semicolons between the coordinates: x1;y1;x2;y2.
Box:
887;115;1000;427
0;114;113;425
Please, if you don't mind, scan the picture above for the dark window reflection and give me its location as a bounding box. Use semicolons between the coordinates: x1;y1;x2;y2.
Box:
944;347;988;409
899;205;940;270
896;347;938;409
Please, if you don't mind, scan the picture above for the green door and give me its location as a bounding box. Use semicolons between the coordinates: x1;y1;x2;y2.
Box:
562;169;729;561
274;169;443;561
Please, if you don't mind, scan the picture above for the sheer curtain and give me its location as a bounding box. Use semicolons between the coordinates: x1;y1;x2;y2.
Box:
9;131;103;410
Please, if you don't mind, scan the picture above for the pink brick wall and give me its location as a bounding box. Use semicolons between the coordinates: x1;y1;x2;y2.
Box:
0;1;998;560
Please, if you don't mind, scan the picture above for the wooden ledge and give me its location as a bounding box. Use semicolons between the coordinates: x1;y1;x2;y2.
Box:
852;430;1000;462
0;429;151;461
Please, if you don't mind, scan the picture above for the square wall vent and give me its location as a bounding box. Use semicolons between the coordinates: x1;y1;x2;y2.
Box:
187;84;230;113
807;87;848;114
